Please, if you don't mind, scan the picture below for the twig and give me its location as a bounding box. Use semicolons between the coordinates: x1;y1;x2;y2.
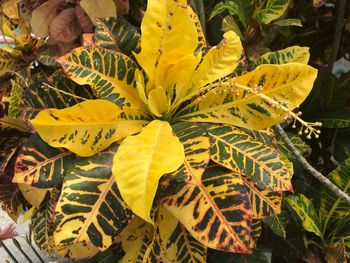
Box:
274;124;350;206
327;0;346;72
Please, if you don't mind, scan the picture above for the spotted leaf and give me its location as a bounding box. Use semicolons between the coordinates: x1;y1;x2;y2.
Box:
207;125;292;191
30;99;146;157
95;17;141;55
120;216;154;263
13;133;74;188
54;144;133;251
57;46;146;110
144;207;207;263
163;164;252;253
177;63;317;130
243;176;282;219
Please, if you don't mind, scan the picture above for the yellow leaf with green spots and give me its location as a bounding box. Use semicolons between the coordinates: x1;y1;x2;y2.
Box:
134;0;198;86
285;194;323;238
144;208;206;263
254;0;290;24
120;217;153;263
177;63;317;130
56;46;146;111
30;99;146;157
113;120;184;223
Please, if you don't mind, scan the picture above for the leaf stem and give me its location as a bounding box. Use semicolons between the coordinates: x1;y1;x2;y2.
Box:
274;124;350;207
41;83;88;101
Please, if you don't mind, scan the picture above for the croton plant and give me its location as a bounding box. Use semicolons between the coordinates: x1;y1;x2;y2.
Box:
7;0;321;261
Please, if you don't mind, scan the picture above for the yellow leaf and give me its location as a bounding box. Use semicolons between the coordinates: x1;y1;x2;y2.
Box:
21;206;35;223
135;0;198;86
177;63;318;130
30;99;147;157
18;184;48;208
113;120;185;222
147;87;169;117
80;0;117;25
3;0;20;19
191;31;242;90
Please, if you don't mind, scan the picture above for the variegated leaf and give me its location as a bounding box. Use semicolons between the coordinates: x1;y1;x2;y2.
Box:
320;158;350;229
207;125;292;191
243;176;282;219
172;122;210;182
0;48;24;76
120;217;153;263
254;0;290;24
54;144;133;251
56;46;146;111
263;208;288;238
8;80;24;119
177;63;317;130
252;46;310;69
30;99;146;157
249;220;262;249
95;17;141;55
163;164;252;253
144;207;207;263
285;194;323;238
13;133;74;188
188;6;207;54
32;189;61;254
20;75;94;124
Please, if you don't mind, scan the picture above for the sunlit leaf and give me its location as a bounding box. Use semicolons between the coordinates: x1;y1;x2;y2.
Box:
113;120;184;222
254;0;290;24
80;0;117;25
30;99;146;157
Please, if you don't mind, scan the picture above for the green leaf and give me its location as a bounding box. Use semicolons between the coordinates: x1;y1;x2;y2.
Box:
163;164;252;253
311;108;350;128
144;208;207;263
13;133;74;188
285;194;323;238
252;46;310;69
273;18;302;27
320;158;350;230
57;46;145;110
254;0;290;24
221;15;244;40
207;125;292;191
264;208;288;238
95;17;141;55
54;144;133;251
32;189;61;254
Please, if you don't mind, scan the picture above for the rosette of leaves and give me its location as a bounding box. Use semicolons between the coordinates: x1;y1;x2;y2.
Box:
13;0;319;261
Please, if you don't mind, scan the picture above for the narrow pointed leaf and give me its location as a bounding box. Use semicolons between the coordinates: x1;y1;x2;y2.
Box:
57;46;145;110
207;125;292;191
13;134;74;188
54;144;133;251
177;63;317;130
120;217;153;263
285;194;323;238
249;220;262;249
163;164;252;253
95;17;141;55
263;210;288;238
30;99;146;157
144;208;206;263
8;80;24;119
113;120;184;222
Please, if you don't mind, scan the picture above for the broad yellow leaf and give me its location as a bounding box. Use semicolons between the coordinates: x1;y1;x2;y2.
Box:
147;87;168;117
18;184;48;208
113;120;185;222
177;63;318;130
31;99;146;157
191;31;242;90
135;0;198;85
21;206;35;223
80;0;117;25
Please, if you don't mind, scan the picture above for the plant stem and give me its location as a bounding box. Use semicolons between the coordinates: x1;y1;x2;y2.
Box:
327;0;346;72
0;240;19;263
274;124;350;206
